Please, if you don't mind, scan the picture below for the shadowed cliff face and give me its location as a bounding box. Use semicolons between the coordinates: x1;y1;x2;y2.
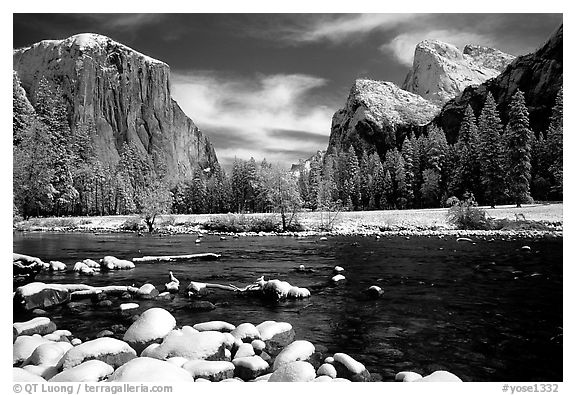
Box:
13;33;218;180
434;25;563;143
327;80;438;157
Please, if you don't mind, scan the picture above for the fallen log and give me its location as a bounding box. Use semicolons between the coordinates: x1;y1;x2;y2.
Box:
132;253;221;262
70;285;139;300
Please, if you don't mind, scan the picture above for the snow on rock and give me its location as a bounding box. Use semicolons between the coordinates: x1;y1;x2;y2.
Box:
123;307;176;354
13;335;51;365
287;286;311;298
272;340;315;370
403;39;515;104
416;370;463;382
193;321;236;332
269;361;316;382
49;360;114;382
22;342;72;366
73;262;95;274
166;357;189;368
232;356;269;381
43;330;72;342
331;274;346;283
108;357;194;382
182;360;235;381
395;371;423;382
251;340;266;353
233;343;255;359
82;259;100;268
251;373;272;382
255;321;295;356
317;363;337;378
231;323;261;342
22;365;59;380
333;352;371;381
13;367;46;382
119;303;139;311
146;330;228;361
101;256;135;270
49;261;67;271
313;375;333;382
14;317;57;337
140;343;161;357
60;337;136;370
136;284;158;299
14;282;70;311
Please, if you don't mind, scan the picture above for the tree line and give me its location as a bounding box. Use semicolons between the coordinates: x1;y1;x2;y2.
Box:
13;74;562;221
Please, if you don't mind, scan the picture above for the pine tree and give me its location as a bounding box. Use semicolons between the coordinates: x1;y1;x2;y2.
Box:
451;105;481;198
505;90;534;207
307;158;322;210
401;137;415;207
478;92;506;207
345;147;362;210
380;169;393;209
545;88;563;196
13;73;35;145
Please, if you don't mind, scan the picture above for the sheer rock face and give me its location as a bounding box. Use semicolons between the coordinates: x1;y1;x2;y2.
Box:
402;39;515;105
434;25;563;143
13;33;218;180
327;79;439;157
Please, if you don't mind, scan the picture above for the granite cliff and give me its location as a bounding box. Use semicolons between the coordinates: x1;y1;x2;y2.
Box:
13;33;218;180
402;40;515;104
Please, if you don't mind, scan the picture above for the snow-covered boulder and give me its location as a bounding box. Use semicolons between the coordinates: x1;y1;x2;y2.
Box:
22;365;59;380
416;370;462;382
14;317;57;337
317;363;337;378
43;330;72;342
256;321;294;356
272;340;315;370
332;352;371;382
182;360;235;381
166;357;188;368
145;330;228;361
395;371;423;382
22;342;72;367
59;337;136;370
251;340;266;354
135;284;158;299
233;343;255;359
49;261;67;271
287;286;311;298
123;308;176;354
193;321;236;332
108;357;194;382
231;323;260;342
101;256;135;270
49;360;114;382
313;375;333;382
73;262;95;274
13;335;51;365
14;282;70;311
269;361;316;382
13;367;46;382
82;259;100;268
119;303;139;311
232;356;269;381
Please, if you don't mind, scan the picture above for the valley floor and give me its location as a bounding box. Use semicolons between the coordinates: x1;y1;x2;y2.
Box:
14;203;563;237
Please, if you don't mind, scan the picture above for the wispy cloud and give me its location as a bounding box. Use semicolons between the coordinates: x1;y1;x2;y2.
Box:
171;71;333;167
267;13;422;44
380;29;494;66
84;14;165;32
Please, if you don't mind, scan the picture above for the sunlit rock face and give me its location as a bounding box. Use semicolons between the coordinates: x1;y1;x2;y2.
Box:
13;33;218;180
402;39;515;105
328;79;439;157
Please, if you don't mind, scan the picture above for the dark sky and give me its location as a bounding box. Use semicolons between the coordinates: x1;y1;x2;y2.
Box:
13;13;563;167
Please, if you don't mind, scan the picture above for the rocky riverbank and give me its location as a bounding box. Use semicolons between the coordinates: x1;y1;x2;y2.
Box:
14;306;463;383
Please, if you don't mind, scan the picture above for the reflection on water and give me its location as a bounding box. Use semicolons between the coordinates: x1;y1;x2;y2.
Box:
13;232;562;381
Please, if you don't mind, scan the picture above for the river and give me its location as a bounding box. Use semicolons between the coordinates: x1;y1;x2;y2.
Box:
13;232;562;381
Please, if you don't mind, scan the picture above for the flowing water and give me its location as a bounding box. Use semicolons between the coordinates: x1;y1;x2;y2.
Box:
13;232;562;381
